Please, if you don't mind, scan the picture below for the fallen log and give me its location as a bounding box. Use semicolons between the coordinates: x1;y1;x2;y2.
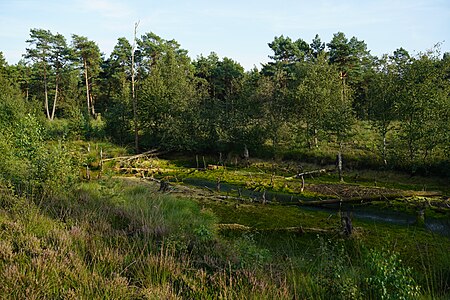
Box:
410;191;442;197
145;177;161;183
115;167;175;174
297;190;443;206
214;195;245;201
217;223;336;234
286;168;336;180
103;149;160;162
298;194;402;206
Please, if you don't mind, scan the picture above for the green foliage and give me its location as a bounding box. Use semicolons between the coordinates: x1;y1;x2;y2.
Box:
13;28;450;175
395;50;450;171
235;233;272;268
138;44;199;150
316;238;362;300
0;78;78;197
297;53;351;147
364;249;421;299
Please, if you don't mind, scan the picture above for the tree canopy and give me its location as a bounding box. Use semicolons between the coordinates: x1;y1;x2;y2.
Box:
1;28;449;174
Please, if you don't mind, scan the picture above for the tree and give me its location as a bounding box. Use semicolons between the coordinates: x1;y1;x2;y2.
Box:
136;32;186;76
268;35;310;63
0;52;7;77
327;32;373;117
193;53;246;150
396;50;449;171
297;53;343;148
48;33;72;120
25;28;53;119
72;35;102;117
263;35;310;84
132;22;139;153
256;71;289;151
367;55;399;165
138;35;198;150
102;37;133;145
10;60;32;101
310;34;325;59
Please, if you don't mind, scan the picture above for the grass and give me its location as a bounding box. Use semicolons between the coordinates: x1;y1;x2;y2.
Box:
2;174;450;299
0;177;301;299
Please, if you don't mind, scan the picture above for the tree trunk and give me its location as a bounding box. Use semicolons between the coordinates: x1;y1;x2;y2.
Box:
337;146;343;182
90;94;96;117
50;77;58;120
44;65;50;120
84;58;90;116
313;128;318;148
132;21;139;153
341;212;353;237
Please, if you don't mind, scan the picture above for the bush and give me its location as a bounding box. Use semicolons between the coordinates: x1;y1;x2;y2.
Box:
364;249;420;300
44;119;71;140
316;237;361;300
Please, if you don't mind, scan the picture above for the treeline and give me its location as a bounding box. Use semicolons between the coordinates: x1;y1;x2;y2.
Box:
1;29;450;173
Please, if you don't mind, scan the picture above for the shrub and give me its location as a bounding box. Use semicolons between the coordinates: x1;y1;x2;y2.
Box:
364;249;421;300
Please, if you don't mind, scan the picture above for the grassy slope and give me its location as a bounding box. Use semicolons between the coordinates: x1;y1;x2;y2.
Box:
0;178;296;299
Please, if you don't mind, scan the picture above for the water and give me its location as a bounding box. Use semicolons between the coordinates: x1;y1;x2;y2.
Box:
183;178;311;202
183;177;450;236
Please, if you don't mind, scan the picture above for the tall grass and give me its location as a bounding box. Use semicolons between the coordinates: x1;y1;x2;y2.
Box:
0;178;294;298
1;177;449;299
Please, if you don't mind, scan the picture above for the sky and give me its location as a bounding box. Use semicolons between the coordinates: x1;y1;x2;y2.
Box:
0;0;449;70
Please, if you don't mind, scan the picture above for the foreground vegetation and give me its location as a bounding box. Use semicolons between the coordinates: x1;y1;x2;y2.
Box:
2;174;450;299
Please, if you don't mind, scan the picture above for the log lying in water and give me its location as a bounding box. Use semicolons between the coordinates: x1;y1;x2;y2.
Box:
115;167;175;174
297;190;442;206
217;223;332;234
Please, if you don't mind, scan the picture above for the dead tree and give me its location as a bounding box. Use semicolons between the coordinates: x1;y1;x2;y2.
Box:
336;151;343;182
243;144;249;166
216;177;221;192
158;180;170;192
341;211;353;237
132;21;140;153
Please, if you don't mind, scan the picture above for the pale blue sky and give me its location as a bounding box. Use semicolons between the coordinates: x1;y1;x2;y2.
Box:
1;0;449;70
